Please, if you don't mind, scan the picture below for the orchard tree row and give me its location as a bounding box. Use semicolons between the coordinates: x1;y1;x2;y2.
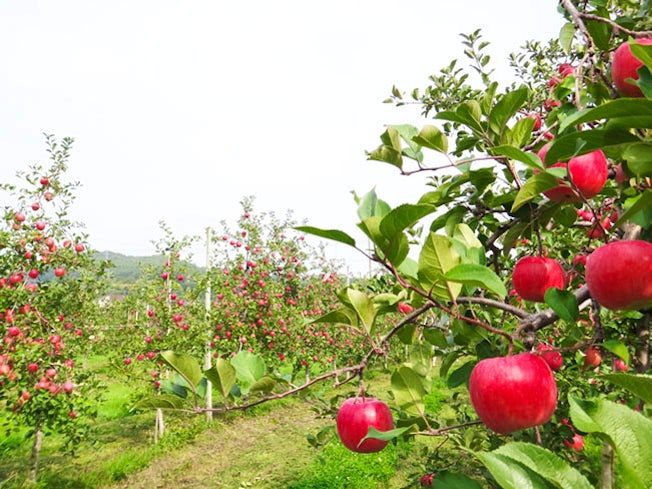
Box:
147;1;652;488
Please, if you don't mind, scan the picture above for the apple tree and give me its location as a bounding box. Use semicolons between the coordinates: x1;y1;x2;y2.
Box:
0;135;108;481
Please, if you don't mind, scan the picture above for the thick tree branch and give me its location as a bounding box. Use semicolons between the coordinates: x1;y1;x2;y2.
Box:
456;296;529;319
578;12;652;38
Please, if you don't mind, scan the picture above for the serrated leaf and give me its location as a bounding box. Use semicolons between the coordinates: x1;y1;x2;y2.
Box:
630;42;652;71
447;361;475;388
413;125;448;153
368;144;403;168
559;22;575;53
602;340;630;364
491;442;593;489
231;351;266;393
310;307;357;326
250;376;276;394
204;358;236;399
544;129;639;164
444;263;507;298
160;351;202;394
509;117;535;148
431;472;483;489
570;395;652;489
492;145;543;170
559;99;652;133
603;373;652;404
358;425;413;446
418;233;462;301
391;366;427;416
475;452;550;489
356;188;391;221
512;173;559;211
379;203;436;239
543;288;578;322
294;226;356;248
489;86;529;135
623;142;652;177
347;288;377;335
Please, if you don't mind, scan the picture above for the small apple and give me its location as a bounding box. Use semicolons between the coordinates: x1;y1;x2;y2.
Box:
336;397;394;453
39;177;49;186
74;243;85;253
564;434;584;452
536;343;563;371
585;240;652;310
63;381;74;394
123;357;132;366
14;212;26;223
611;38;652;97
54;267;65;278
512;256;565;302
469;353;557;434
27;363;39;374
420;473;435;487
31;202;40;211
584;347;602;367
537;144;608;202
397;302;414;315
614;359;628;372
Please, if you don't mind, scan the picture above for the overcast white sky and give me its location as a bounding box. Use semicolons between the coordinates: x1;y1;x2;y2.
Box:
0;1;563;274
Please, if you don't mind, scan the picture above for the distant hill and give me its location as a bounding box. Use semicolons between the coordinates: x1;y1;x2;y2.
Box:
95;251;203;295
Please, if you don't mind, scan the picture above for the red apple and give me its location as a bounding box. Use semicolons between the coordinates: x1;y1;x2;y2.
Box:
397;302;414;315
564;434;584;452
585;240;652;310
54;267;65;278
614;358;628;372
74;243;85;253
536;343;563;371
336;397;394;453
31;202;40;211
537;144;608;202
584;347;602;367
469;353;557;434
39;177;49;186
512;256;565;302
420;473;435;487
14;212;26;223
612;38;652;97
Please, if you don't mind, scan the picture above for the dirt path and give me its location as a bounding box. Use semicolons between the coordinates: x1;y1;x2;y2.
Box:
110;402;328;489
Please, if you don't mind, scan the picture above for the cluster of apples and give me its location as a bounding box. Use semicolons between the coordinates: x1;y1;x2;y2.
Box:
334;37;652;456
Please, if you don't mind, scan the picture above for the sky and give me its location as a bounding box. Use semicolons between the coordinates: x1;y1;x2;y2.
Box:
0;1;564;274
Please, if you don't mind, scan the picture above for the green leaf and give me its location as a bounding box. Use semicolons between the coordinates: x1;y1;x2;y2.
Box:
616;190;652;227
309;307;357;326
397;323;418;344
204;358;236;399
630;42;652;71
444;263;507;298
602;340;630;364
559;22;575;53
347;288;377;335
489;86;529;135
413;125;448;153
133;394;187;410
391;366;427;416
603;373;652;404
368;145;402;168
160;351;202;393
392;124;421;153
492;145;543;170
544;129;639;164
358;425;413;446
379;204;436;239
509;117;535;148
475;452;550;489
231;351;266;392
559;99;652;133
570;395;652;489
447;361;476;388
490;442;593;489
511;173;559;212
356;188;391;220
543;288;579;322
432;472;483;489
585;19;611;51
294;226;356;248
418;233;462;301
453;224;483;250
623;142;652;177
249;376;276;394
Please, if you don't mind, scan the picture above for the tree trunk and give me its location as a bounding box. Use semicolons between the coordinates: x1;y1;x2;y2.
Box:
635;313;650;374
599;443;614;489
154;408;165;443
28;427;43;482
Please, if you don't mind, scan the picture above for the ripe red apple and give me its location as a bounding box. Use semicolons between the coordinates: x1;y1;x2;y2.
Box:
585;240;652;310
54;267;66;278
34;221;46;231
512;256;565;302
336;397;394;453
536;343;563;371
469;353;557;434
420;473;435;487
39;177;49;186
564;434;584;452
397;302;414;315
614;359;628;372
537;143;608;202
612;38;652;97
14;212;26;223
63;381;74;394
74;243;85;253
44;191;53;201
31;202;40;211
123;357;132;366
27;363;39;374
584;347;602;367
